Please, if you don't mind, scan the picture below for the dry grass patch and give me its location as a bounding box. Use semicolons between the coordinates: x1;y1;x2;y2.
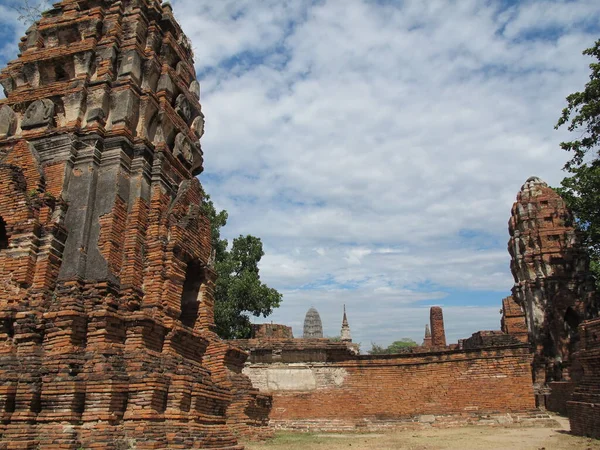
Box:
244;426;600;450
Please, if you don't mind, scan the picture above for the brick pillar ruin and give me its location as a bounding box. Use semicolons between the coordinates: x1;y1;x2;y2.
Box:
501;296;528;343
508;176;599;407
0;0;267;447
429;306;447;348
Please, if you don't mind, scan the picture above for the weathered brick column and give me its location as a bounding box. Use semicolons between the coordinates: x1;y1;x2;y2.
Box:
430;306;447;348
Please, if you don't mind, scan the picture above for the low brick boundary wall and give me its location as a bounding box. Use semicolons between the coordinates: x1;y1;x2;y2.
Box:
244;344;536;428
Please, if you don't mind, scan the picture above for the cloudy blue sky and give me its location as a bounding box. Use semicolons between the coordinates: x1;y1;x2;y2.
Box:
1;0;599;350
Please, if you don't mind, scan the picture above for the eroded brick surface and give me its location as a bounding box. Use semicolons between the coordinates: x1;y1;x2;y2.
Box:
251;324;293;340
235;307;535;431
568;317;600;439
0;0;268;447
501;296;528;343
508;176;600;410
242;344;536;430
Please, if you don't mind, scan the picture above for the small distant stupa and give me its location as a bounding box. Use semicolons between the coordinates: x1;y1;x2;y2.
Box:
303;307;323;338
422;324;432;348
340;305;352;342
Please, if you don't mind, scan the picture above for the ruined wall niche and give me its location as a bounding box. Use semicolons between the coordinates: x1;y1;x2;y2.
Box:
57;27;81;46
40;59;75;85
180;260;206;328
160;41;180;69
564;306;581;333
0;217;9;250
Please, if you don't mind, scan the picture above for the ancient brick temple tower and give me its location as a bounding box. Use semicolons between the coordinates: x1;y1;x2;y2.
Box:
0;0;269;448
508;176;599;400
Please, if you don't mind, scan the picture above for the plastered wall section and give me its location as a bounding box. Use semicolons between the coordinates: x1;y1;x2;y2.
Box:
244;346;535;422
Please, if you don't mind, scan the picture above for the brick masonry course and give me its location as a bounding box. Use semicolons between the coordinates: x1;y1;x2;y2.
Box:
0;0;269;448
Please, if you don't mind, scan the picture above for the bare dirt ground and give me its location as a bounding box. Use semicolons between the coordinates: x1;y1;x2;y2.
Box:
244;418;600;450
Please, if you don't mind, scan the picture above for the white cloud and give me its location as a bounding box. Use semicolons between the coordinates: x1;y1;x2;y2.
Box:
166;0;600;348
1;0;597;349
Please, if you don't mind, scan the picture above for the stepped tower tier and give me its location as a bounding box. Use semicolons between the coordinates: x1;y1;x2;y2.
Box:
0;0;268;447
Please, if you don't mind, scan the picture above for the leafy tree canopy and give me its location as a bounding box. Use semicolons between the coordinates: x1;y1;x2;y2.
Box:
555;39;600;283
201;194;282;339
368;338;418;355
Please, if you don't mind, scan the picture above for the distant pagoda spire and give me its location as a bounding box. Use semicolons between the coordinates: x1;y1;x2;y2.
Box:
422;323;432;348
303;307;323;338
340;304;352;342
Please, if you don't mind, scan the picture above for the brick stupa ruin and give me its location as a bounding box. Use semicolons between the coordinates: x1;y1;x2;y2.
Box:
508;176;599;406
0;0;270;447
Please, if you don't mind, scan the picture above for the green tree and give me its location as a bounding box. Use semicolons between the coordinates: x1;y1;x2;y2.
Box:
555;39;600;284
201;194;282;339
368;338;418;355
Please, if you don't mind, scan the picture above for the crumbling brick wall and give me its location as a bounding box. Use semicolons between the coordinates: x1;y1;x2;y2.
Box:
568;317;600;438
240;338;535;429
501;296;528;343
252;323;293;339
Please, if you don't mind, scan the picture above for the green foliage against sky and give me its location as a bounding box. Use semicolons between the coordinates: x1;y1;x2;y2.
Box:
201;194;282;339
555;39;600;285
368;338;418;355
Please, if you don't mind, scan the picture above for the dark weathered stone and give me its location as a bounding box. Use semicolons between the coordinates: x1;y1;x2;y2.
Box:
157;72;175;96
21;99;55;129
191;113;205;138
118;49;142;84
174;132;194;164
0;105;16;138
190;80;200;99
175;94;192;123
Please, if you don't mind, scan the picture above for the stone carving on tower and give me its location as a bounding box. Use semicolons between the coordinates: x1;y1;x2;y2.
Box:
508;176;599;399
303;307;323;338
0;0;269;447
